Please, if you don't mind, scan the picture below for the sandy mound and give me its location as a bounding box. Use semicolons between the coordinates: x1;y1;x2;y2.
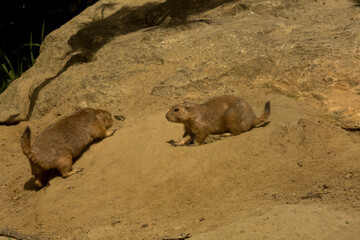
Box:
1;0;359;239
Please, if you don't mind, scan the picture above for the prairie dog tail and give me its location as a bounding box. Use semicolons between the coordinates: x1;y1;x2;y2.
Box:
21;127;35;161
253;101;270;126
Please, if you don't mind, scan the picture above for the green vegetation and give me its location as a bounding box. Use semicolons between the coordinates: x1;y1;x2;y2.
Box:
0;22;45;94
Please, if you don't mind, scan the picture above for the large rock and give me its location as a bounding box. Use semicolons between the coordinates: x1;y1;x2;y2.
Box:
1;0;359;128
1;1;360;239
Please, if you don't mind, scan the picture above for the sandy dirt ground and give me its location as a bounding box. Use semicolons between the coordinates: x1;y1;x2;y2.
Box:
1;0;360;239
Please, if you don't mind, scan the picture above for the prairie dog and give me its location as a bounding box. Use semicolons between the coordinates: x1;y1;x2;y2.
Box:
20;108;116;188
165;95;270;146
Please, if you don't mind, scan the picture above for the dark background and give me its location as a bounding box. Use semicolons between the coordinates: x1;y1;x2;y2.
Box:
0;0;98;92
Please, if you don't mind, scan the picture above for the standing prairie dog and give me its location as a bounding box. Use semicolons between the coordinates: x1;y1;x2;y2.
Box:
165;95;270;146
20;108;116;188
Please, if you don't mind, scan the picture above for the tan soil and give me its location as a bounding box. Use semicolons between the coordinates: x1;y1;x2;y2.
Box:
1;0;360;239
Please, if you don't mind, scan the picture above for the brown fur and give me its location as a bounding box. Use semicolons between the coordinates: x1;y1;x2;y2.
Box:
165;95;270;146
20;108;115;188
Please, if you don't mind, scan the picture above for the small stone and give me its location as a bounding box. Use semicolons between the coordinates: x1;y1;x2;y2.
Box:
141;223;148;228
345;173;352;179
111;220;121;226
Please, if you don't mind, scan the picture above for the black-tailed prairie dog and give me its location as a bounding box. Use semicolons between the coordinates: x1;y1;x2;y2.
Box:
20;108;116;188
165;95;270;146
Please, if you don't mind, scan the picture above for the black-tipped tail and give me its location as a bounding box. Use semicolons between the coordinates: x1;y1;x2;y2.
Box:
264;101;270;116
253;101;270;126
20;127;34;160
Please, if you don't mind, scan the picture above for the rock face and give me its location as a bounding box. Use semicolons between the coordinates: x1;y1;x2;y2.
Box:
1;1;360;240
0;0;359;128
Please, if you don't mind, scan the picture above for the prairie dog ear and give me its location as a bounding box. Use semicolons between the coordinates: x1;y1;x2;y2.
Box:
184;106;191;112
181;103;195;110
177;106;192;114
172;104;187;111
96;111;107;121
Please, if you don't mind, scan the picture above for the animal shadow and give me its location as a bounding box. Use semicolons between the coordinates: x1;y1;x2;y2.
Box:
166;121;271;147
166;139;196;147
23;169;60;191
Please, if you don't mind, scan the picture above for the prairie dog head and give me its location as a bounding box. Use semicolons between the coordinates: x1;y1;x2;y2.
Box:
165;104;192;123
97;109;114;129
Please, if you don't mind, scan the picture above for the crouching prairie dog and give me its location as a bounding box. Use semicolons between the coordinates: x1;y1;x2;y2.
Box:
165;95;270;146
20;108;116;188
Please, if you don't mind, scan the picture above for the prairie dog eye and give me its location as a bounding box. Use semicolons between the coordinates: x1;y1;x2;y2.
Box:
174;108;179;112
